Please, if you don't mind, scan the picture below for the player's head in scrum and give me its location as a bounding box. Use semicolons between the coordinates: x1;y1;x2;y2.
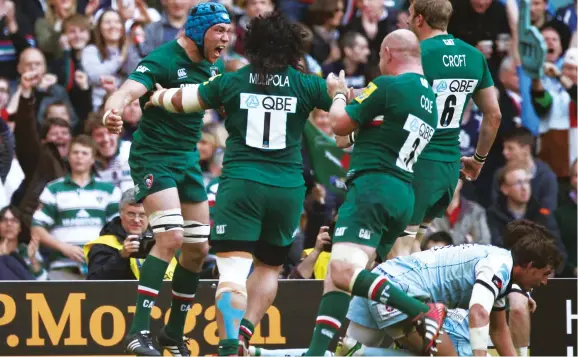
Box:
184;2;232;63
507;220;564;291
244;11;308;78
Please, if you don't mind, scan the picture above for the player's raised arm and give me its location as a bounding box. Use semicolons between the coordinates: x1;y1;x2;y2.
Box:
327;70;359;135
146;83;208;113
103;79;149;134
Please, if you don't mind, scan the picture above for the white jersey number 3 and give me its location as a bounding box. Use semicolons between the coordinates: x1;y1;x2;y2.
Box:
396;114;434;173
240;93;298;150
432;79;478;129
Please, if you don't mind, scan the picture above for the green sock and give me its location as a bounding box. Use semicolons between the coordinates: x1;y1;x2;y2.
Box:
129;255;169;334
218;338;239;356
305;291;351;356
165;263;200;339
351;269;428;317
239;318;254;342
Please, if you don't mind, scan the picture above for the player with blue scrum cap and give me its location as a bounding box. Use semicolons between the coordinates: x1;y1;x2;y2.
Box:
102;2;231;356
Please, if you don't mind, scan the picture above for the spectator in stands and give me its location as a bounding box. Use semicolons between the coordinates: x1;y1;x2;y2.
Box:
16;48;82;130
84;187;155;280
34;0;79;61
52;14;92;91
0;206;46;280
82;9;127;110
448;0;511;76
218;6;248;68
295;23;323;77
306;0;344;66
421;230;453;250
11;74;71;239
0;0;36;83
142;0;197;55
554;159;577;277
289;224;332;280
234;0;275;56
84;114;133;192
555;0;577;36
0;77;10;122
31;135;121;280
0;114;14;184
311;109;333;138
427;179;491;245
531;45;577;179
15;0;44;35
343;0;398;72
121;99;142;141
322;31;371;89
198;131;219;182
492;127;558;211
487;162;562;250
530;0;572;50
113;0;161;30
124;21;148;74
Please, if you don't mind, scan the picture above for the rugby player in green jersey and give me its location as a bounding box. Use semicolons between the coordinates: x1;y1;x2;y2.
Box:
103;3;231;356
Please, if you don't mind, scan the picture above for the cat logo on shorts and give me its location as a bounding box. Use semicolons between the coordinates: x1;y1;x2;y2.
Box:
144;174;154;189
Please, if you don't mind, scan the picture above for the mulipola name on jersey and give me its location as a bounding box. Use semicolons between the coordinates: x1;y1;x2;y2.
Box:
249;73;290;87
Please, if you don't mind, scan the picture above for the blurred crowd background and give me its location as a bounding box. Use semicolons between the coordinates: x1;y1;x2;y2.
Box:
0;0;576;282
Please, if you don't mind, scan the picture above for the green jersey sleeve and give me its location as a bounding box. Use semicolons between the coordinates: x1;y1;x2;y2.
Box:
127;55;168;91
198;73;225;109
478;54;494;90
312;76;332;111
345;79;386;126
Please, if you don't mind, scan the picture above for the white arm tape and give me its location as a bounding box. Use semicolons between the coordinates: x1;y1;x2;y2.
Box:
470;324;490;351
469;283;495;314
102;109;112;125
181;85;202;113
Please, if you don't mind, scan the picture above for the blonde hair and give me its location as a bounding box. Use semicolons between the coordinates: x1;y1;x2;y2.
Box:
46;0;78;25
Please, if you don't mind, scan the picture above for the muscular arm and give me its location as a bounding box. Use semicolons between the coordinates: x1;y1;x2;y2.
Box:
329;98;358;136
472;87;501;157
150;85;209;113
104;79;149;115
489;309;517;356
508;292;531;351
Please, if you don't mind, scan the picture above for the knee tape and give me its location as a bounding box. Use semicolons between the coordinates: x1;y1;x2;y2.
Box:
149;209;184;233
331;244;369;269
215;256;253;296
183;220;210;243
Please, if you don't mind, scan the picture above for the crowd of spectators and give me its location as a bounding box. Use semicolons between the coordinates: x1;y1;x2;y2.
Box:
0;0;575;281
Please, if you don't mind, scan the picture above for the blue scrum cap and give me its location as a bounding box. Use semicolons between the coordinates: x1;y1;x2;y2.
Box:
185;2;231;49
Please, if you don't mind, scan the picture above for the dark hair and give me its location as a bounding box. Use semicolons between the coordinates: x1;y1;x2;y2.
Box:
0;205;21;222
504;219;554;249
244;11;306;84
41;117;72;139
84;111;106;135
503;127;535;148
511;224;564;271
423;231;453;249
70;134;97;156
340;31;362;53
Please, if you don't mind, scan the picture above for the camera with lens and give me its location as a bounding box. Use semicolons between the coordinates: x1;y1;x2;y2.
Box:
129;231;155;259
324;220;337;253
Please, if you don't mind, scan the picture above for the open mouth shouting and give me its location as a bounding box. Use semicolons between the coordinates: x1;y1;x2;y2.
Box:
215;45;226;58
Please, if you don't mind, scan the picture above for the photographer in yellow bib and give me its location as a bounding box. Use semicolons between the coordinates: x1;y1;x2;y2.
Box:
84;188;177;280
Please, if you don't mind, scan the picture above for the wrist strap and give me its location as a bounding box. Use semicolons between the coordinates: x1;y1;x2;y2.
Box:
102;109;112;126
333;92;347;103
348;132;355;144
474;151;487;164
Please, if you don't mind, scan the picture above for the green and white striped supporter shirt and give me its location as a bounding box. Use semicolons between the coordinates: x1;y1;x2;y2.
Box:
32;175;121;247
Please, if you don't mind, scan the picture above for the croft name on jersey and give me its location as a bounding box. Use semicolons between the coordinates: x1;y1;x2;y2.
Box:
249;73;290;87
442;54;466;67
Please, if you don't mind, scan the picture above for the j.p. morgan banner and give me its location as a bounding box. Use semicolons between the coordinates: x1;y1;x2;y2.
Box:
0;279;575;356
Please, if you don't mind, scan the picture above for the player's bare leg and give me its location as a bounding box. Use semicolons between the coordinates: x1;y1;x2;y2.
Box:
238;258;284;353
508;291;531;356
125;188;185;356
215;250;253;356
305;242;447;356
156;201;210;356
